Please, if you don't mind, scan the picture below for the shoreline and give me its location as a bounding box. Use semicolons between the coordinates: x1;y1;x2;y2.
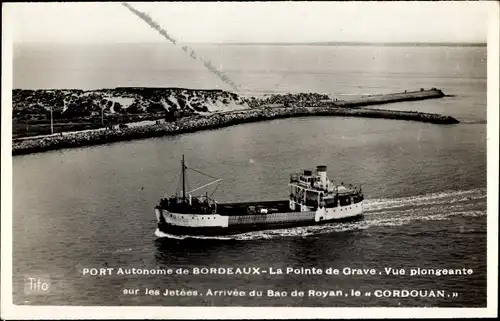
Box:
12;106;459;156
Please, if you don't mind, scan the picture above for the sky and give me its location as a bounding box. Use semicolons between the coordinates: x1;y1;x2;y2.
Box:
5;2;491;44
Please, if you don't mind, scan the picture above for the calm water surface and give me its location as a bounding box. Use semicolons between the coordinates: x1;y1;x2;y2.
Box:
12;44;487;307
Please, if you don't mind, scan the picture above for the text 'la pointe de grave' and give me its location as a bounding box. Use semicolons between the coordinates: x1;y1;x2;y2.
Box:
82;266;474;277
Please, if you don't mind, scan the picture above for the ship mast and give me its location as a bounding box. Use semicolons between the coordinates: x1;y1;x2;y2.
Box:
181;154;186;202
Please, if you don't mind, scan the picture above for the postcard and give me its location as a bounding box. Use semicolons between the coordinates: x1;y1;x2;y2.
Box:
2;1;498;319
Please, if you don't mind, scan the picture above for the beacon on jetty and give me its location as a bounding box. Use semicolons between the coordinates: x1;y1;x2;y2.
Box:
154;155;364;236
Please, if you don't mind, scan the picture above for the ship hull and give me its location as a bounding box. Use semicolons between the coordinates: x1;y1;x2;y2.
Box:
156;214;363;237
155;199;364;237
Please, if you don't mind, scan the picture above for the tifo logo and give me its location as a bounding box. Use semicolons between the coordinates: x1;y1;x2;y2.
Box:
24;275;51;295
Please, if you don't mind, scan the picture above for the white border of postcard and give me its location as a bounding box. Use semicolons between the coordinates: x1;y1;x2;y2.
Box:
2;2;499;319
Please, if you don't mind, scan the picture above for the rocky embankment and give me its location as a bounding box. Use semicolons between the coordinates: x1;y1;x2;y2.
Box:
245;92;330;107
12;105;459;156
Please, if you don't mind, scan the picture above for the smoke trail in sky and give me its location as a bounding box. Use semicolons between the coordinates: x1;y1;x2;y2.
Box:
122;2;242;92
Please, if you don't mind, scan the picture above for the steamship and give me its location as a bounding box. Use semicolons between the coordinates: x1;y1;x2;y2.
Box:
154;156;364;237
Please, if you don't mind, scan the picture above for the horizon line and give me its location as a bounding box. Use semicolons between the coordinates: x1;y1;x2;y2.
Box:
13;40;487;47
208;41;487;47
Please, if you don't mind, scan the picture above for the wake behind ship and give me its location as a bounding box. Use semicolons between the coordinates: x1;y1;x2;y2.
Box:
154;156;364;237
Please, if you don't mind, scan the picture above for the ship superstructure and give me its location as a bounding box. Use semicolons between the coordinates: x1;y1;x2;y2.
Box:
288;165;364;221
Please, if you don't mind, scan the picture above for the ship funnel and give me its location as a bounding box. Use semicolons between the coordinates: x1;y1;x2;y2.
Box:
317;165;327;187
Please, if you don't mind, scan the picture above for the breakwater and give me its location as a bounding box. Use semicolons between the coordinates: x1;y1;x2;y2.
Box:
246;88;445;108
12;106;459;156
326;88;445;108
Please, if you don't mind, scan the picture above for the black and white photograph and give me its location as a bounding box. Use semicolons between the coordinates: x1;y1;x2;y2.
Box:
1;1;498;319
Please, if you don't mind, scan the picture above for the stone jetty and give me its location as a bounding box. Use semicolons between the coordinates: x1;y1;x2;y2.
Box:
244;89;445;108
323;88;446;108
12;104;459;156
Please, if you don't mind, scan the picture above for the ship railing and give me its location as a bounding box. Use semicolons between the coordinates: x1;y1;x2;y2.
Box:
159;195;218;214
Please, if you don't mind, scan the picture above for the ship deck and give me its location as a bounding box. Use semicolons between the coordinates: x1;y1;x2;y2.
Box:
217;200;299;216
